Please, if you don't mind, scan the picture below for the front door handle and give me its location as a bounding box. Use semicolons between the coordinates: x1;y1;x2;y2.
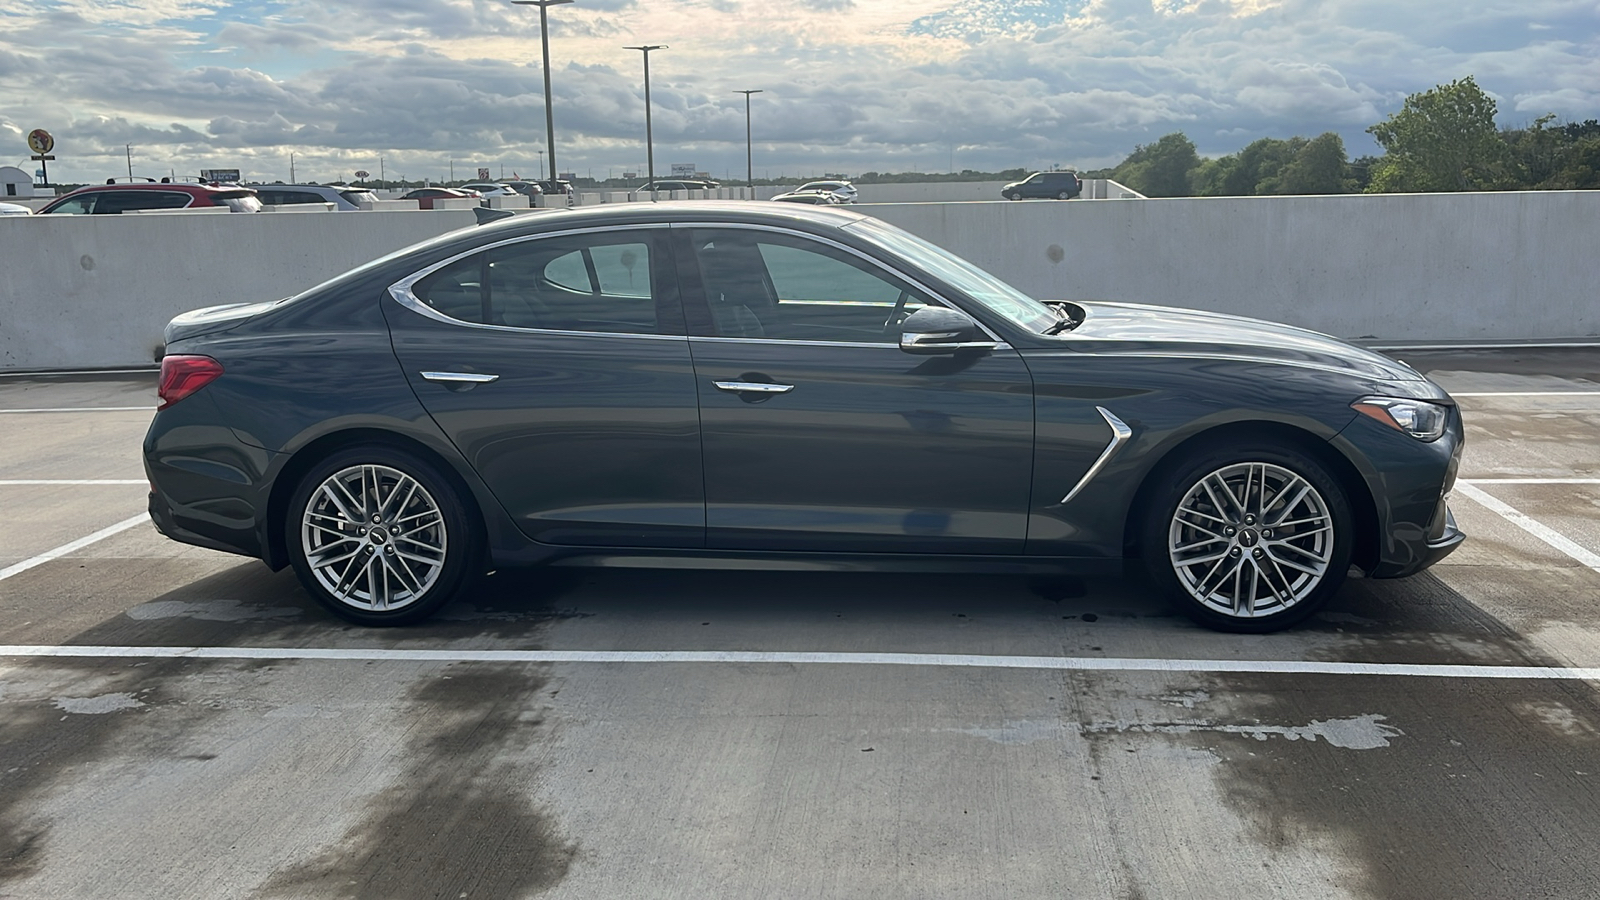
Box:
714;381;794;394
421;371;500;385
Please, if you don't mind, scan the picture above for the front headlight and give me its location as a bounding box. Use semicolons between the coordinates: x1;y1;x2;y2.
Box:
1351;397;1451;442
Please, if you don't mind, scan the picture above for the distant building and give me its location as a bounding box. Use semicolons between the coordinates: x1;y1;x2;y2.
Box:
0;166;36;198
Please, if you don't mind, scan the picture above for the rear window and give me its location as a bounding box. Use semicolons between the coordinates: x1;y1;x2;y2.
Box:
340;190;376;204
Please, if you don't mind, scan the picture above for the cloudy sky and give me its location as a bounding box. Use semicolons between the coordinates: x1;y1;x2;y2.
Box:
2;0;1596;184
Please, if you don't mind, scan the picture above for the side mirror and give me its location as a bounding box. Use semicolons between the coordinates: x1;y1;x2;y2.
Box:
899;307;996;355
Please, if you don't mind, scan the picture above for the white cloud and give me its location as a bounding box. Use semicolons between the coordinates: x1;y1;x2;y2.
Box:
1;0;1595;182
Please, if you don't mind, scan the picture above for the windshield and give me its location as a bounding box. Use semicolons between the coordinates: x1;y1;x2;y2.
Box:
846;219;1056;333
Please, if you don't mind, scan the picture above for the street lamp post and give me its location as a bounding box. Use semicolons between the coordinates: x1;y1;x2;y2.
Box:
513;0;573;186
734;89;762;194
624;44;667;194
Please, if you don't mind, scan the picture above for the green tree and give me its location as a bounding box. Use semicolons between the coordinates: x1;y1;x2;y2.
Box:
1276;132;1352;194
1365;76;1504;192
1114;132;1200;197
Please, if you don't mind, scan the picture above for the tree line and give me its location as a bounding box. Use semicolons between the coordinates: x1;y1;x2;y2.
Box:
1091;77;1600;198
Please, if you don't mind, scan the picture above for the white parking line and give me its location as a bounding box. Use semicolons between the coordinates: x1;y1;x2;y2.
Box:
0;514;150;582
0;644;1597;680
0;406;152;413
1456;482;1600;574
1460;478;1600;485
1452;391;1600;397
0;480;147;486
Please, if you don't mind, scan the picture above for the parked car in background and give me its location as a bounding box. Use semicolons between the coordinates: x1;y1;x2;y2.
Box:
0;202;32;215
534;179;572;196
459;183;524;199
39;182;263;214
1002;171;1082;200
145;202;1464;633
770;190;843;205
504;181;546;197
400;188;481;210
796;180;858;203
639;180;719;193
255;184;376;210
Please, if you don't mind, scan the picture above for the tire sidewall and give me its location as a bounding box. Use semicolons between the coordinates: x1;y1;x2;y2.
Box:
285;445;478;626
1141;441;1354;633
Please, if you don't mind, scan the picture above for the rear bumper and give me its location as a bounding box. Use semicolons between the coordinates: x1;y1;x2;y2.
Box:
147;487;258;559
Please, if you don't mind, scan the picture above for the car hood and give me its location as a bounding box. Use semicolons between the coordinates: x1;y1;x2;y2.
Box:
1056;300;1425;381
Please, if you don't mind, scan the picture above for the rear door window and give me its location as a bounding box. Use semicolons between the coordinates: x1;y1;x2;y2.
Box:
95;191;193;213
410;231;678;336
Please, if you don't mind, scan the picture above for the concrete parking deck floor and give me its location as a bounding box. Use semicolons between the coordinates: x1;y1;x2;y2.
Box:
2;351;1599;900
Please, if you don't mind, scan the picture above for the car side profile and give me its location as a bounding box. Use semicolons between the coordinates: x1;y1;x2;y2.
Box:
399;187;482;209
1002;171;1082;200
255;184;377;210
797;180;858;203
40;182;263;214
770;190;843;205
145;203;1464;633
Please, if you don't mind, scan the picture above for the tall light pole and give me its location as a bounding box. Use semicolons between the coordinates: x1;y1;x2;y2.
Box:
624;44;666;193
513;0;573;186
734;89;762;193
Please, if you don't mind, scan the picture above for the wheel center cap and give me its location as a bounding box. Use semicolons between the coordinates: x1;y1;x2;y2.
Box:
1238;528;1259;547
369;527;389;545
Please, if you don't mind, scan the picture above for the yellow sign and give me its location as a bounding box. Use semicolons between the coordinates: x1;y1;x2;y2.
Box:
27;129;54;155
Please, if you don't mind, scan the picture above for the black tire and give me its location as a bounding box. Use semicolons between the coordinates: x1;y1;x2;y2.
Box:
285;445;480;626
1057;190;1070;199
1140;441;1353;633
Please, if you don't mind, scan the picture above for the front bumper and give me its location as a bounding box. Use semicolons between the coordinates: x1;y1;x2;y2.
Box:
1369;501;1465;578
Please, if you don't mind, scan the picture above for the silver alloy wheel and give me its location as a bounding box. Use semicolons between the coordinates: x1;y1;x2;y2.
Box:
300;464;447;612
1167;462;1335;619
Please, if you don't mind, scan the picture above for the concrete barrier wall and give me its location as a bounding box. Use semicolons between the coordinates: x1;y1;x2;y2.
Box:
1;210;474;370
856;191;1600;344
3;191;1595;371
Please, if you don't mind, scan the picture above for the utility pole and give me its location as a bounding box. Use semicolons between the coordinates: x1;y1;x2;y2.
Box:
735;89;763;193
513;0;574;186
125;144;133;180
624;45;667;194
380;156;385;185
290;152;296;183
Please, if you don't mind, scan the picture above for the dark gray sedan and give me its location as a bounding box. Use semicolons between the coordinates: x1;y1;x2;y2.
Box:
144;203;1464;632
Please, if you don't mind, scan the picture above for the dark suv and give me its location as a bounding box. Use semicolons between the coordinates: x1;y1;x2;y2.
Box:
40;181;263;214
1001;171;1082;200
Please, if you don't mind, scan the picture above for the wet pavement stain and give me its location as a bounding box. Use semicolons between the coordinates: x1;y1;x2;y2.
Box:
255;665;575;900
1203;671;1600;900
0;656;213;889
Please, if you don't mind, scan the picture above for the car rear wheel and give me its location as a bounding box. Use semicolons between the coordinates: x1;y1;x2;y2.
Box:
1141;443;1353;632
1057;190;1071;199
287;446;478;625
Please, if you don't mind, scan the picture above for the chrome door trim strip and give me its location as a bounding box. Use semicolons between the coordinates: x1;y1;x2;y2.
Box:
420;371;500;384
1061;407;1134;504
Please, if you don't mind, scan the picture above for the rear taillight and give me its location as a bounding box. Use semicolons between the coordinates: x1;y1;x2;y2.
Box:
158;355;224;410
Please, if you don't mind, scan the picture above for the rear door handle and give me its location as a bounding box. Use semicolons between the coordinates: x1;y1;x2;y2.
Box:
714;381;794;394
421;371;500;384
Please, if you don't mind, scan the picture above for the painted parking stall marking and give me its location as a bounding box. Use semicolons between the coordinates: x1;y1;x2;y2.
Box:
2;644;1600;680
0;514;150;582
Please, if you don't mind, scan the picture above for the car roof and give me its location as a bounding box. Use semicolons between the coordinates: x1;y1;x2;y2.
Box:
480;200;868;236
60;182;244;195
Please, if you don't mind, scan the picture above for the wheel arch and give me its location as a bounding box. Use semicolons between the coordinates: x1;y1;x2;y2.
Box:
1120;420;1380;573
263;428;487;572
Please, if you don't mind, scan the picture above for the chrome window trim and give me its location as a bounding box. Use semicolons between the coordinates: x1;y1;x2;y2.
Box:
386;223;685;341
667;221;1006;344
1060;407;1134;504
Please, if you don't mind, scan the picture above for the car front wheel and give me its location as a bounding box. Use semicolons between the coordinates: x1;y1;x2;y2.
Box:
1142;443;1353;632
287;446;478;625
